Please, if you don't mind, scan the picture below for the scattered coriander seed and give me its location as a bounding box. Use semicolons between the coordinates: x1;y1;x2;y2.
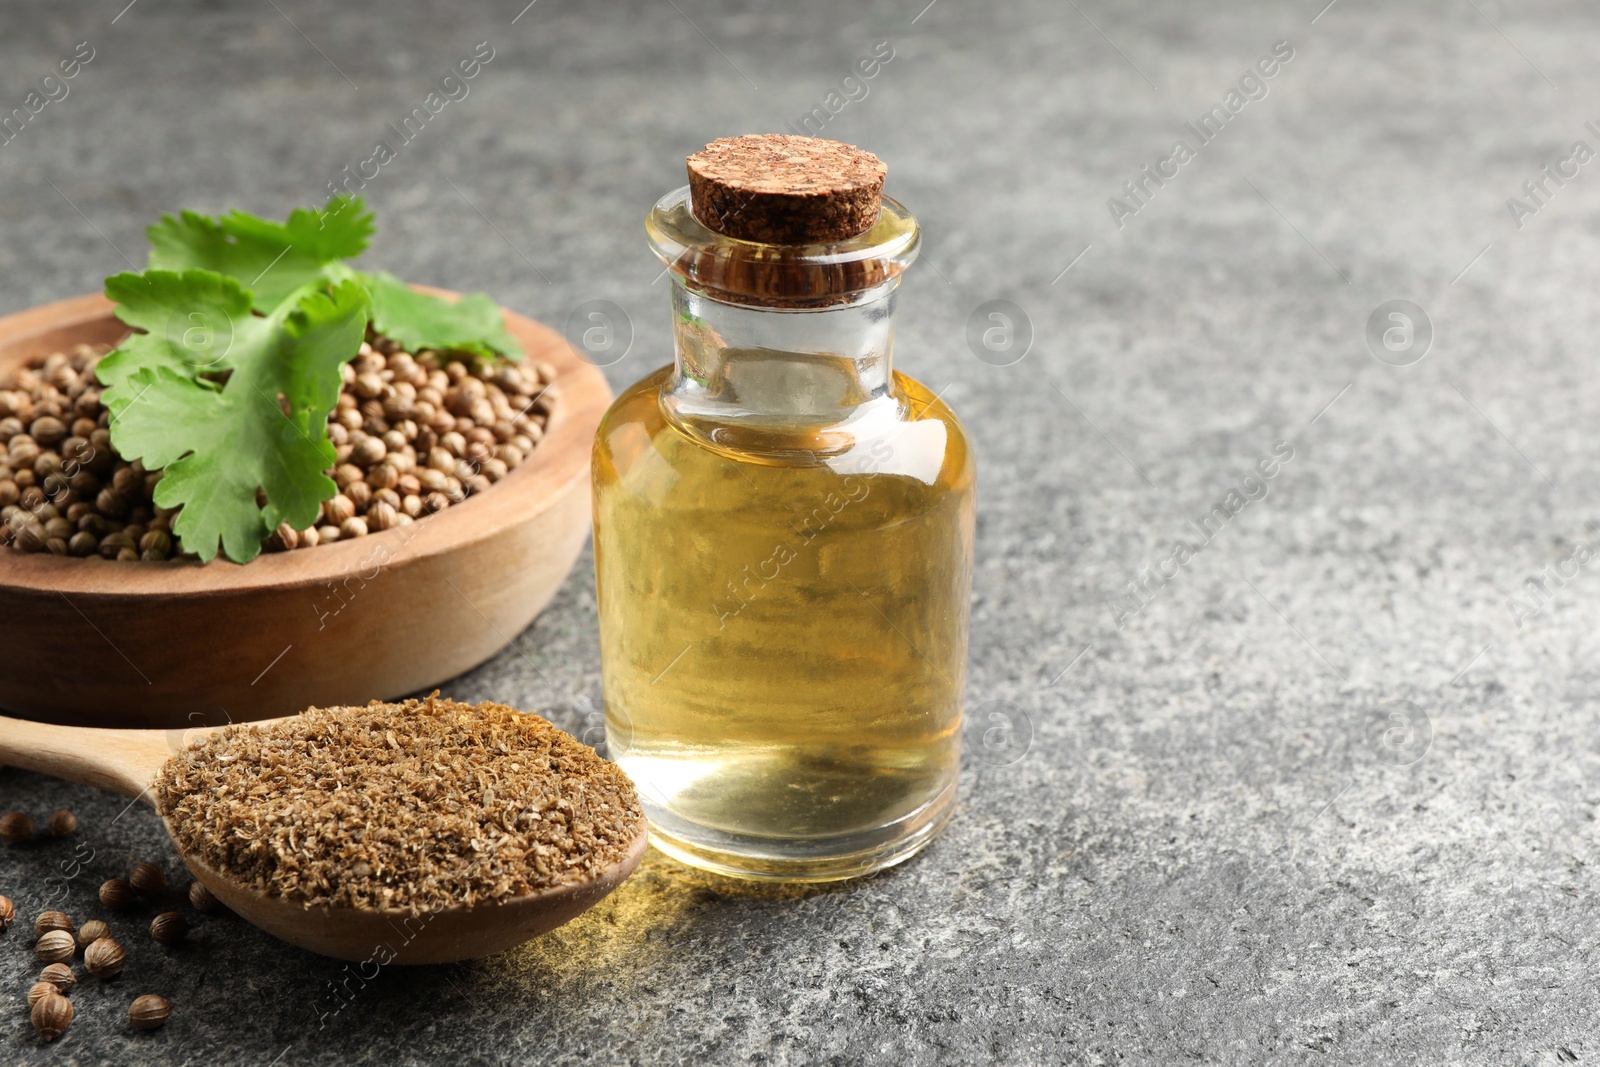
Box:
149;912;187;945
99;878;135;911
34;910;73;937
129;862;165;896
28;981;59;1010
187;881;220;913
31;992;73;1041
34;929;75;964
84;937;125;978
128;994;170;1031
47;809;76;837
39;962;75;993
0;894;14;928
0;810;34;844
77;920;109;946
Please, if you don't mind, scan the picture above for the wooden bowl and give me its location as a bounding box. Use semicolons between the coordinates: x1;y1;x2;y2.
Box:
0;290;611;728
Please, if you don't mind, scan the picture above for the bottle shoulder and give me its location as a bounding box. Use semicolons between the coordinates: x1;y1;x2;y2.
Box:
889;372;974;488
595;366;973;493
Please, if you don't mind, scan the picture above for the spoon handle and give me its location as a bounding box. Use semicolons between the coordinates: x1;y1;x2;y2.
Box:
0;715;171;800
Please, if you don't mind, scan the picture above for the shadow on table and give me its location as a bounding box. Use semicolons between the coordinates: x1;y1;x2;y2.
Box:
290;843;929;1056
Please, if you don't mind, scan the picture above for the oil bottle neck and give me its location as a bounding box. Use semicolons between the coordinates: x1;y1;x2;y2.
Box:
663;279;899;433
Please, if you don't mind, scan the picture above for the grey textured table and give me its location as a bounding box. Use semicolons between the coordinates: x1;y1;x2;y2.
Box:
1;0;1596;1063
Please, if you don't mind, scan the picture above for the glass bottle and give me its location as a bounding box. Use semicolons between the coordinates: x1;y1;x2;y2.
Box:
592;176;975;882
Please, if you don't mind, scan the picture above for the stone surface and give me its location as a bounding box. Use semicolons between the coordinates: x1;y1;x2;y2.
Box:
1;0;1597;1063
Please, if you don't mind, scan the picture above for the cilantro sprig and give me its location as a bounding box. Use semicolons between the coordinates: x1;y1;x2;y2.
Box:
147;200;375;312
363;271;522;360
96;196;524;563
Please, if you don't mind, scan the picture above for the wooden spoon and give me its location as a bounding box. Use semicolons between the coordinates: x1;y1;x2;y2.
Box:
0;714;647;964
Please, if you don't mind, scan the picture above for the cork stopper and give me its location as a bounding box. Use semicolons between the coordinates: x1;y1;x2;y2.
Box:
686;135;886;245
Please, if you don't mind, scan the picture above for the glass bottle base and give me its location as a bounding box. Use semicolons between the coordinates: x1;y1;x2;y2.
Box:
640;779;958;883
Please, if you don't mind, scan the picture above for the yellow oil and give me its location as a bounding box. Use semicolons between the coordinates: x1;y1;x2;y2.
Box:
592;363;974;879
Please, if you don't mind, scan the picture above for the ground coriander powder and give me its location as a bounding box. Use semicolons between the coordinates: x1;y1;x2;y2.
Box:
154;696;643;914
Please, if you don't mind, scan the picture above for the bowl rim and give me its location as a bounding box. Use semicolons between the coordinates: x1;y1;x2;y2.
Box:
0;287;612;599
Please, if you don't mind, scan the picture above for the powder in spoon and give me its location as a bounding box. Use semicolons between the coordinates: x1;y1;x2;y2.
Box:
153;695;643;914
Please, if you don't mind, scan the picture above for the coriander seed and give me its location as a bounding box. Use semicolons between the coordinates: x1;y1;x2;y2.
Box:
111;465;142;497
31;992;72;1041
47;809;76;837
29;416;66;447
99;877;135;911
149;912;187;945
0;894;14;928
67;530;97;556
368;500;398;531
95;486;127;517
128;994;170;1031
39;962;75;993
78;919;109;946
366;463;399;490
138;529;171;558
352;436;386;467
84;936;125;978
28;981;59;1010
187;881;220;913
129;861;165;895
34;910;73;937
322;494;355;526
35;929;75;964
353;371;385;400
0;810;34;843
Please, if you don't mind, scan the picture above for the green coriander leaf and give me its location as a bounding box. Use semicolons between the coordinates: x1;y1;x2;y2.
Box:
146;197;374;312
96;270;270;389
105;280;370;563
272;281;370;447
360;270;523;360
